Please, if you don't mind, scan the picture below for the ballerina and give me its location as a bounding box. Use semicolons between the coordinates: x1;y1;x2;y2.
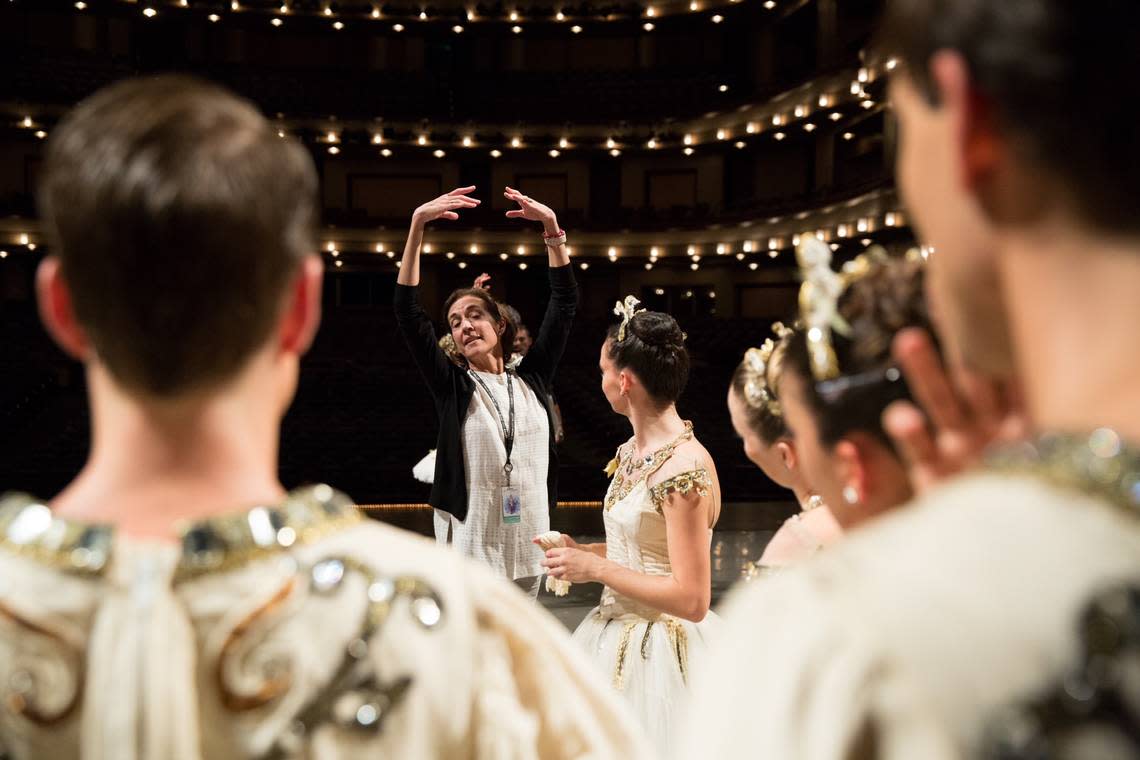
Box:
726;322;841;578
539;296;721;751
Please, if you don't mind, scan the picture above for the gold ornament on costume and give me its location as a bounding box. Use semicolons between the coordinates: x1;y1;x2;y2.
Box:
612;295;645;342
740;321;793;413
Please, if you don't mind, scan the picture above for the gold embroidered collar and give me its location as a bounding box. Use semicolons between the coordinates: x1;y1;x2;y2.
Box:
0;485;360;582
604;421;694;511
986;429;1140;515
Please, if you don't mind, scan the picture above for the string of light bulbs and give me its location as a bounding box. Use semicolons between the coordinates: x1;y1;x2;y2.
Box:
65;0;785;26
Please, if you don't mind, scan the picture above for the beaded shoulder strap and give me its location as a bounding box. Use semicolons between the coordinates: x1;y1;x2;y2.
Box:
649;469;713;514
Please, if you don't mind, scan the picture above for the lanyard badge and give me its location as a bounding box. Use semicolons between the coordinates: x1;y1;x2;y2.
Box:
470;369;523;525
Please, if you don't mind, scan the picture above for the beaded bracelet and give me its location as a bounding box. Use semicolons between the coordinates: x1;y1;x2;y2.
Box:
543;229;568;246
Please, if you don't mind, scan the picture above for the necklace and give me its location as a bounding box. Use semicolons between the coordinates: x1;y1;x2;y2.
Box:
624;450;657;476
624;423;693;476
606;422;695;510
986;428;1140;515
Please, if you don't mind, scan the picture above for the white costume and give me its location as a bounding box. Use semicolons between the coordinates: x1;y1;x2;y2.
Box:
0;486;650;760
676;454;1140;759
572;424;719;752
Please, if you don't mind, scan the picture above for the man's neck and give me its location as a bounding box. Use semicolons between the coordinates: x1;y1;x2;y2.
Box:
999;222;1140;444
50;370;286;541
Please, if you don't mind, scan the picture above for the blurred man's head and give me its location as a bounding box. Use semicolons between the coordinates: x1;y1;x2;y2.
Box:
37;75;321;404
882;0;1140;375
514;325;533;356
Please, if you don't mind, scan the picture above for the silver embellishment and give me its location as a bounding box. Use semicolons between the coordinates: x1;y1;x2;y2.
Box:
0;494;113;576
354;703;380;727
411;597;442;628
347;638;370;660
368;578;396;604
311;559;346;594
257;558;445;759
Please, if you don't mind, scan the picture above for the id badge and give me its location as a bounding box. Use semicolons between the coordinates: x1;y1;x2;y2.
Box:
500;485;522;525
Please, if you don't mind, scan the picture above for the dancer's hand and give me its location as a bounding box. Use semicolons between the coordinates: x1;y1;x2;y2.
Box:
473;273;491;290
504;186;559;234
542;546;599;583
411;187;480;228
883;327;1029;495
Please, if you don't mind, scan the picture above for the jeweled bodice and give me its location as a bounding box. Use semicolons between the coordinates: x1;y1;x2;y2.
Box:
598;427;713;621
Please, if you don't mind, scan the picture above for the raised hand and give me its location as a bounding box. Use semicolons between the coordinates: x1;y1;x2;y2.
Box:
411;186;480;227
504;186;558;232
472;273;491;291
882;327;1029;495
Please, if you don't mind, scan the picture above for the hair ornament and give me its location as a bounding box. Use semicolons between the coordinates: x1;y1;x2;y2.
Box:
796;234;850;380
438;334;459;358
797;237;921;380
613;295;646;342
741;321;792;413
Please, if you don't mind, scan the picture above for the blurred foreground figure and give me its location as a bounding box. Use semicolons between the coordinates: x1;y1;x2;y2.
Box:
0;76;648;760
676;1;1140;757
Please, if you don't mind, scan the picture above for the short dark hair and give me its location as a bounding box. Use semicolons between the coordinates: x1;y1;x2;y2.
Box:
730;329;794;446
442;288;517;359
879;0;1140;236
606;311;690;407
783;257;935;448
38;75;318;397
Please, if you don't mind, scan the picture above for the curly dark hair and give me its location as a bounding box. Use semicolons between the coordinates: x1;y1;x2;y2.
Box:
606;311;690;407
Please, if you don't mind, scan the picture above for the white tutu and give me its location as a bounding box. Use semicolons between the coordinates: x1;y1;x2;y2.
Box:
573;608;718;750
412;449;436;484
571;435;721;752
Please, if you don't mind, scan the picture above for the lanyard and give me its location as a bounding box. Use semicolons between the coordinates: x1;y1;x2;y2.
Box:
469;369;516;485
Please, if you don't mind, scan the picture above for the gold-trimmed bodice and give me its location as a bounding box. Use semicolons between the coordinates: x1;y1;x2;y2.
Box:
599;426;713;621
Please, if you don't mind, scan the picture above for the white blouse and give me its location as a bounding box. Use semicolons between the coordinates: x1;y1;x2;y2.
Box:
433;369;550;581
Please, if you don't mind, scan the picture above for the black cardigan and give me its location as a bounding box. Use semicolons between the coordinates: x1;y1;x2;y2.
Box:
393;265;578;521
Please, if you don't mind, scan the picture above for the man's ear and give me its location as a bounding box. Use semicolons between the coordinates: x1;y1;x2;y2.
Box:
36;256;91;361
279;255;323;355
929;50;1001;192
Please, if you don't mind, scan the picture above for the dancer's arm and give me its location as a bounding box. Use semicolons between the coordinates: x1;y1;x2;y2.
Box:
393;188;481;392
503;187;577;382
543;460;716;623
